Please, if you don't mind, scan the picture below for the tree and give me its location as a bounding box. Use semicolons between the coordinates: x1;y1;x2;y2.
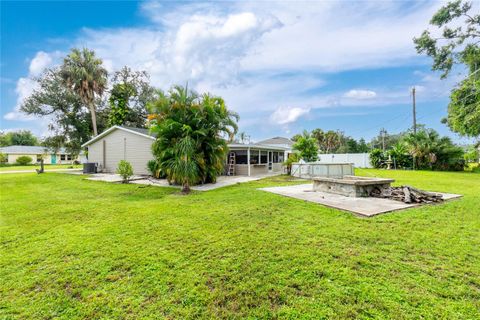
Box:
403;127;464;170
108;83;137;126
21;68;100;156
357;138;369;153
149;85;238;193
0;130;38;146
60;48;108;136
444;76;480;137
414;0;479;78
108;67;157;128
292;131;318;162
414;0;480;138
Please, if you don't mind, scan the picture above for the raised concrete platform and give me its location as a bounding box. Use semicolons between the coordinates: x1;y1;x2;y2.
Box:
259;184;461;217
313;175;395;197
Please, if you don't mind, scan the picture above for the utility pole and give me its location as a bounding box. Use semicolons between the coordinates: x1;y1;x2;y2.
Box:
412;86;417;134
380;128;386;152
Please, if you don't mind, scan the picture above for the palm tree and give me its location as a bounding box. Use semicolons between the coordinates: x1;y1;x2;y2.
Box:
148;85;238;192
60;48;108;136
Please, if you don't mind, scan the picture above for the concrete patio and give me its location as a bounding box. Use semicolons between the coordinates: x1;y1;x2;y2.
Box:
259;184;462;217
85;172;280;191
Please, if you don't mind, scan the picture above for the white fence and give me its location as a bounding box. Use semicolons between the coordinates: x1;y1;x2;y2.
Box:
291;163;354;179
317;153;372;168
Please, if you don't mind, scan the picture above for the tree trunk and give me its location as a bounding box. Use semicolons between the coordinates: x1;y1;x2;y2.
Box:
89;101;98;136
182;182;190;194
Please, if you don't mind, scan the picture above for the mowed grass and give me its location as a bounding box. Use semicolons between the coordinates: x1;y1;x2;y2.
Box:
0;170;479;319
0;164;81;172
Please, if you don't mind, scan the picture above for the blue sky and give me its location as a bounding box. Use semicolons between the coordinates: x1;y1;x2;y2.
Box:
0;0;474;143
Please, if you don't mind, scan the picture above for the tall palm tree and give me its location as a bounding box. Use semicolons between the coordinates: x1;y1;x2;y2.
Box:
60;48;108;136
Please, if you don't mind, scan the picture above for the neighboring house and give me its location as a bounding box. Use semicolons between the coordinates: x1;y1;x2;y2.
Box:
0;145;80;164
82;126;291;176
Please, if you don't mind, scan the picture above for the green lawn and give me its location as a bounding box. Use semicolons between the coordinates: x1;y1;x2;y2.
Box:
0;170;479;319
0;164;81;172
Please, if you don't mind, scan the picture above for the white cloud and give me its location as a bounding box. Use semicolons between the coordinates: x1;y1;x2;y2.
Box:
4;51;61;121
28;51;53;76
344;89;377;99
270;106;310;125
5;1;456;137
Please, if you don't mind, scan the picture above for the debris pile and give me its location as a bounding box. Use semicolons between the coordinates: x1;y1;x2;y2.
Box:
370;185;444;204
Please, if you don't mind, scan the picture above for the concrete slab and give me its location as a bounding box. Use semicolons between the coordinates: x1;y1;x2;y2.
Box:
86;172;280;191
85;173;147;183
259;184;462;217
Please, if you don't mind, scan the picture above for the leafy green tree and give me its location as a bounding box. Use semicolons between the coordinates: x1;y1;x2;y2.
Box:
21;68;100;156
60;48;108;136
108;67;157;128
292;131;318;162
463;146;479;163
0;153;7;164
149;85;238;193
357;138;369;153
0;130;38;146
444;76;480;137
414;0;480;138
108;83;137;126
291;134;302;142
414;0;479;78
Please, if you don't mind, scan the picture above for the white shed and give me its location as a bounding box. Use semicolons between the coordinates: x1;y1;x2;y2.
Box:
81;126;155;175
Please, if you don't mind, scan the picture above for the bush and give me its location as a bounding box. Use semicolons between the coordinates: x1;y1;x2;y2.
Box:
369;149;386;168
116;160;133;183
16;156;33;165
147;159;162;178
0;153;7;164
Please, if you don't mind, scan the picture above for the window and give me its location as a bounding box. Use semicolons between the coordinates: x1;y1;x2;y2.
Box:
260;151;268;163
232;150;248;164
60;154;66;160
67;155;72;161
36;155;43;163
273;152;279;163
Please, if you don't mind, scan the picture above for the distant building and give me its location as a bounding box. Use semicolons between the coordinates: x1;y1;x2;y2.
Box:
0;145;81;164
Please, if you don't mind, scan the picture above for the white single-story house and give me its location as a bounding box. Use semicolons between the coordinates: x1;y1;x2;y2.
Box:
0;145;81;164
81;126;293;176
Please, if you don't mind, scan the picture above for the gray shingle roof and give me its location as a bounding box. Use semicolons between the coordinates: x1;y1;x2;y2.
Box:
0;145;68;154
121;126;156;137
256;137;294;147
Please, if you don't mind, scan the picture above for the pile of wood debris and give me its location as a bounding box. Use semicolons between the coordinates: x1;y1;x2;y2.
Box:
370;185;444;204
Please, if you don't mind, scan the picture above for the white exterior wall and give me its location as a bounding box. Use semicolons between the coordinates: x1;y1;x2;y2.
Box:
87;129;154;174
317;153;372;168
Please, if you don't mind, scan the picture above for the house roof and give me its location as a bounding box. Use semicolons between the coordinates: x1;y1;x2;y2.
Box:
81;126;156;147
81;125;290;152
0;145;69;154
256;136;294;147
228;143;289;151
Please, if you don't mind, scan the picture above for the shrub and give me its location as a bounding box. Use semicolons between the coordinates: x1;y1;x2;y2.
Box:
0;153;7;164
147;159;162;178
116;160;133;183
16;156;33;165
369;149;386;168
